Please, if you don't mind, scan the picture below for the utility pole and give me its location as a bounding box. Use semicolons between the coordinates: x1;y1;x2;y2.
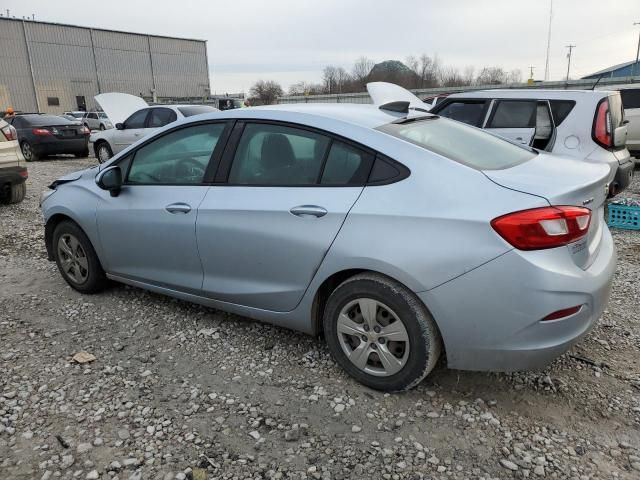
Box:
544;0;553;81
633;22;640;77
529;66;535;79
565;45;576;81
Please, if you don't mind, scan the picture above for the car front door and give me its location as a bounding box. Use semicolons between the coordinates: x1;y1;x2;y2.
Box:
96;121;230;291
196;121;374;312
113;108;150;153
485;99;537;146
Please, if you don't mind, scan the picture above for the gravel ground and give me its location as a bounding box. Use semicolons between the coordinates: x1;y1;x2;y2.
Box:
1;157;639;480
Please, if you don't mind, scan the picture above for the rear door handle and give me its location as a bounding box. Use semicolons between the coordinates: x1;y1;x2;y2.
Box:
290;205;327;218
165;203;192;214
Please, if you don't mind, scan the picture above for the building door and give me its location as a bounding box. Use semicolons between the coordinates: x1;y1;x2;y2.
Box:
76;96;87;112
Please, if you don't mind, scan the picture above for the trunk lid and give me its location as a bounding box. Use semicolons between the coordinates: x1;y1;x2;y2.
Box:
484;153;610;269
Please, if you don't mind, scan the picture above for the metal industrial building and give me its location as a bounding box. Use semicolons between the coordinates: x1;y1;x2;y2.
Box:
0;17;211;113
582;60;640;80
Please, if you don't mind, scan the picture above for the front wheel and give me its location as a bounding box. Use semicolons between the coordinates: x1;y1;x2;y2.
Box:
323;273;442;391
53;221;108;293
95;142;113;163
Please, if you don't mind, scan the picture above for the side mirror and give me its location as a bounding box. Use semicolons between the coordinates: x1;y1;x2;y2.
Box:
96;166;123;197
115;123;125;130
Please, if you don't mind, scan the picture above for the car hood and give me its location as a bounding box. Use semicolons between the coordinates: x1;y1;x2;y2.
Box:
94;93;148;125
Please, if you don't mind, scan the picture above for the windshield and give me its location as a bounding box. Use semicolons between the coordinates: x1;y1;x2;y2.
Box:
379;117;536;170
98;112;108;118
178;105;217;117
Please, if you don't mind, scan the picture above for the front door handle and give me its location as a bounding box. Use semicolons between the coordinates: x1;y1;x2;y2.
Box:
290;205;327;218
165;203;192;214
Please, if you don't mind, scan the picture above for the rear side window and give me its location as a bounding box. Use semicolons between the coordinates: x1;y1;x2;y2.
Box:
228;123;330;185
488;100;536;128
379;117;536;170
620;89;640;109
436;101;487;127
148;108;177;128
320;142;373;185
549;100;576;126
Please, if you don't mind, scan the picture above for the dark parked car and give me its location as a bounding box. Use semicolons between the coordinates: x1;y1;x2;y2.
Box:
7;114;90;161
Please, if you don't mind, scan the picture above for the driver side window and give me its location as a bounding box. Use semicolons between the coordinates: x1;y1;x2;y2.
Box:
124;109;149;129
126;123;226;185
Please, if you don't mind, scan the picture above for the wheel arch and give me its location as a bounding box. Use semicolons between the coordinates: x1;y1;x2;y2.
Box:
310;268;445;352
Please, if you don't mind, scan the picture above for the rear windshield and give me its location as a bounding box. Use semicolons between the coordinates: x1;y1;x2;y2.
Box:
379;117;536;170
21;115;73;126
177;106;217;117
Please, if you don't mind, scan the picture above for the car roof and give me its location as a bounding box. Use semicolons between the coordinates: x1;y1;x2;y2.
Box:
193;103;407;129
446;89;612;100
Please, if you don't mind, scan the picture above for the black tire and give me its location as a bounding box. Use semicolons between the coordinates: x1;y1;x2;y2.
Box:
99;124;106;131
52;221;108;294
8;183;26;204
95;142;112;163
75;149;90;158
323;273;442;391
21;141;38;162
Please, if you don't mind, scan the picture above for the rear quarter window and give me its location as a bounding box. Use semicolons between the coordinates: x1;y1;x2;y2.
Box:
379;117;536;170
549;100;576;126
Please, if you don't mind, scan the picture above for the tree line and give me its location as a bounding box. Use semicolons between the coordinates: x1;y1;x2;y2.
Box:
248;54;523;105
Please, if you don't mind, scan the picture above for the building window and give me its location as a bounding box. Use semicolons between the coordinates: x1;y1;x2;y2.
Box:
47;97;60;107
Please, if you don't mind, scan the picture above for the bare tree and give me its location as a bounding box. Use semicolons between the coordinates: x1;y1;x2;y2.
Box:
335;67;351;93
439;66;467;87
288;81;324;96
352;56;374;89
475;67;506;85
505;69;523;84
249;80;283;105
462;66;475;86
322;66;338;93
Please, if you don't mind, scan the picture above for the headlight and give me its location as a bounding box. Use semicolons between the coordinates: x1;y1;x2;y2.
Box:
39;189;56;207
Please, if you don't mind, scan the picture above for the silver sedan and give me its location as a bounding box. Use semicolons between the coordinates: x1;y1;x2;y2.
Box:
40;102;615;391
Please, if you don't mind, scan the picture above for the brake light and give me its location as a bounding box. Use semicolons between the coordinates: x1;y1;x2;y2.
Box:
32;128;51;136
1;124;17;141
491;206;591;250
80;126;90;135
19;168;28;179
592;98;612;149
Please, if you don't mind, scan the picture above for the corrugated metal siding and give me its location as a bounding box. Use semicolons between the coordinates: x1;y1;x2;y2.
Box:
0;18;209;113
0;21;38;111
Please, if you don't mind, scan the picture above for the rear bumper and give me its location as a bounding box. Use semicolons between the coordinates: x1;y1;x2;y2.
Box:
610;160;634;196
31;138;89;155
0;166;28;186
419;226;616;372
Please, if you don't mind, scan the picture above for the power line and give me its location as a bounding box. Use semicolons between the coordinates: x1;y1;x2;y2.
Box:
565;44;576;81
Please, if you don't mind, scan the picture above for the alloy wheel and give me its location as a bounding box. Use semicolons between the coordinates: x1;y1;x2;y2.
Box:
97;145;111;163
336;298;410;377
57;233;89;284
21;143;32;161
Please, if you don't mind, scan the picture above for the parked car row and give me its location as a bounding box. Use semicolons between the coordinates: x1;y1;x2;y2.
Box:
40;85;616;391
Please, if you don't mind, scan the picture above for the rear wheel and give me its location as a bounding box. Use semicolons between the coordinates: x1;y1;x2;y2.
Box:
95;142;112;163
53;221;108;293
323;273;441;391
21;141;38;162
9;183;26;204
99;124;106;131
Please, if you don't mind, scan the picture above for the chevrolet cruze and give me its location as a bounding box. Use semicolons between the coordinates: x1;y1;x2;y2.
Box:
40;88;615;391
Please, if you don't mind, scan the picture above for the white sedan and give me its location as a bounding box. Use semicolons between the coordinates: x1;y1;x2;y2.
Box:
90;93;217;162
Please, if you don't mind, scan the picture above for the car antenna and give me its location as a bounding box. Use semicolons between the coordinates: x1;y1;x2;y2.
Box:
590;74;604;91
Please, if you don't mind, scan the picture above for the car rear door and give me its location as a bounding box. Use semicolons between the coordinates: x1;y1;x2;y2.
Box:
96;121;231;290
485;99;537;146
196;121;373;312
431;99;490;127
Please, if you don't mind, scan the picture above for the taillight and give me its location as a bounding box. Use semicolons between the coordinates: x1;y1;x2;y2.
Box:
80;126;90;135
541;305;582;321
1;124;17;141
19;168;28;179
32;128;51;136
491;206;592;250
592;98;612;149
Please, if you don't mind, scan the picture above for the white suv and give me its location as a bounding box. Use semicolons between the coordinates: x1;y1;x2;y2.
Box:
617;87;640;160
429;89;634;196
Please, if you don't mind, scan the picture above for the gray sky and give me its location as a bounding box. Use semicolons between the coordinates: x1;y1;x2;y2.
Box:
3;0;640;93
